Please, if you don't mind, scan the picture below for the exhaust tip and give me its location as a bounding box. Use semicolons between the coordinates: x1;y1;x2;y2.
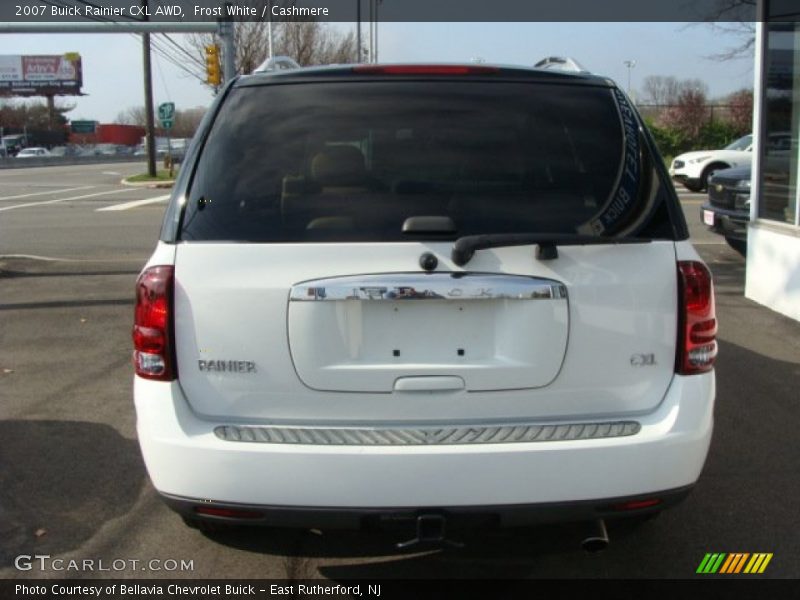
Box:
581;536;610;553
580;519;609;553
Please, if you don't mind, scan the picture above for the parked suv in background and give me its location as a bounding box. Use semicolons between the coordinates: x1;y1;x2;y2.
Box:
702;165;751;255
669;134;752;192
133;63;716;544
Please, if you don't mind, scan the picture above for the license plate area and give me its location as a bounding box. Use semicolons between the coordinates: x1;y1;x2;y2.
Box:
703;209;715;226
340;300;495;363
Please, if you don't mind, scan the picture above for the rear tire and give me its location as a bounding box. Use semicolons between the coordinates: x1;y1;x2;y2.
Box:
699;163;729;192
725;237;747;256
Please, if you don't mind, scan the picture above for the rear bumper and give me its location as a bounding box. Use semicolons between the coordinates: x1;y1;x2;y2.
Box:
161;486;693;529
135;373;714;519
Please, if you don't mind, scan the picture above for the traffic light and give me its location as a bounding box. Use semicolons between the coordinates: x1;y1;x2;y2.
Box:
205;44;221;86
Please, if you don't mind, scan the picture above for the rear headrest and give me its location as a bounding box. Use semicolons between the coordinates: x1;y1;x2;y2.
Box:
311;146;366;186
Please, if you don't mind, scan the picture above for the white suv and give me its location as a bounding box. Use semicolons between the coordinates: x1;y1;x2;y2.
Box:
669;135;752;192
133;64;716;542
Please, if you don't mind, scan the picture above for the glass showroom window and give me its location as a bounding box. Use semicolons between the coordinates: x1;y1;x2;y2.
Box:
761;20;800;226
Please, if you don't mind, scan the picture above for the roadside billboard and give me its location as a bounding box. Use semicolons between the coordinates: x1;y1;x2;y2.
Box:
0;54;83;97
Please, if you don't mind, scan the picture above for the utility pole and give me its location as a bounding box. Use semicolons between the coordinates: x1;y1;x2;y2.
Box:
142;0;157;177
46;94;56;130
356;0;362;63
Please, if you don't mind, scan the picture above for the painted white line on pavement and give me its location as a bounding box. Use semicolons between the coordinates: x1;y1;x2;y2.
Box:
96;194;170;212
0;253;148;263
0;188;136;212
102;171;121;176
0;186;94;202
0;254;84;262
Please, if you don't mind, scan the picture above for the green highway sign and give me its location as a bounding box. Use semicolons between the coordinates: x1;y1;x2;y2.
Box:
70;120;96;134
157;102;175;121
160;118;174;130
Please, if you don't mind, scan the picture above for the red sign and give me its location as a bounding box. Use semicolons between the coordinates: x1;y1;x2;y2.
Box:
0;54;82;97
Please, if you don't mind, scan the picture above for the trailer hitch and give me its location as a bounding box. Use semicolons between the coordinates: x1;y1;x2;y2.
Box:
396;514;464;549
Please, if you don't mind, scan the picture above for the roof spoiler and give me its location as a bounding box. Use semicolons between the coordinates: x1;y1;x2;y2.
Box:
533;56;588;73
253;56;301;73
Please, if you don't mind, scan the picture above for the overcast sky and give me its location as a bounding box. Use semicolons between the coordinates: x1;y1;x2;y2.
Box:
1;22;756;123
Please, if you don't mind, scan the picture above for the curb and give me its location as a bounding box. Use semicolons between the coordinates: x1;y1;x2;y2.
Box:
120;177;175;189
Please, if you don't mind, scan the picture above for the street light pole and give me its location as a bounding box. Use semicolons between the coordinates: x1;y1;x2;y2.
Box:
623;59;636;97
374;0;379;62
267;0;273;59
219;5;236;82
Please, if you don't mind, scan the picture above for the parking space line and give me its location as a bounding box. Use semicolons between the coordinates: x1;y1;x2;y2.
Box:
0;188;136;212
0;186;94;202
0;253;147;263
96;194;171;212
0;253;85;262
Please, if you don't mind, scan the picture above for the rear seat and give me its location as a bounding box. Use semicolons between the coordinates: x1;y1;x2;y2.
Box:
281;145;369;232
282;147;451;236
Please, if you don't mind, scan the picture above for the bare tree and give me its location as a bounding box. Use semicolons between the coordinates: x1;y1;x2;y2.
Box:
642;76;681;105
642;76;708;106
696;0;756;61
115;105;207;138
0;99;74;129
115;106;147;127
171;107;207;138
165;2;358;89
657;88;709;138
725;89;753;134
274;21;358;66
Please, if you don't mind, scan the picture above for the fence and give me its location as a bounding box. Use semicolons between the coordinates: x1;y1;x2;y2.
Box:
636;104;738;125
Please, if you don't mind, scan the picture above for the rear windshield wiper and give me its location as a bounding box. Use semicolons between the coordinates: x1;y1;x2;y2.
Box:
451;233;651;266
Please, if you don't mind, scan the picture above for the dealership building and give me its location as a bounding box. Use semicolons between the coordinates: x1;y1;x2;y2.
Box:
747;3;800;320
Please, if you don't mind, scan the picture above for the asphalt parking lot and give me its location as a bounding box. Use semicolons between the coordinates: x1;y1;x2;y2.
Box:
1;162;798;580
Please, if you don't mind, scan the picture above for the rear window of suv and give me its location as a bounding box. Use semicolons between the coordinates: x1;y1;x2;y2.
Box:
180;80;660;242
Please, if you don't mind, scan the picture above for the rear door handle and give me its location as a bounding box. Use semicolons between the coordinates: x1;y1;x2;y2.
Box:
393;376;465;392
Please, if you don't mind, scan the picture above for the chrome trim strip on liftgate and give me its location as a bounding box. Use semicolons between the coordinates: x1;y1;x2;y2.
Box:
215;421;640;446
289;273;567;302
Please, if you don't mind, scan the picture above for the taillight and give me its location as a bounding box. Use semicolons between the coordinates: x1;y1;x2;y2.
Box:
676;261;717;375
133;265;175;380
352;64;499;75
609;498;662;512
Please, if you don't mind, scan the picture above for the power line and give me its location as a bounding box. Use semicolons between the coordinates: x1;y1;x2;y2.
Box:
151;49;172;102
160;32;206;68
149;36;207;83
